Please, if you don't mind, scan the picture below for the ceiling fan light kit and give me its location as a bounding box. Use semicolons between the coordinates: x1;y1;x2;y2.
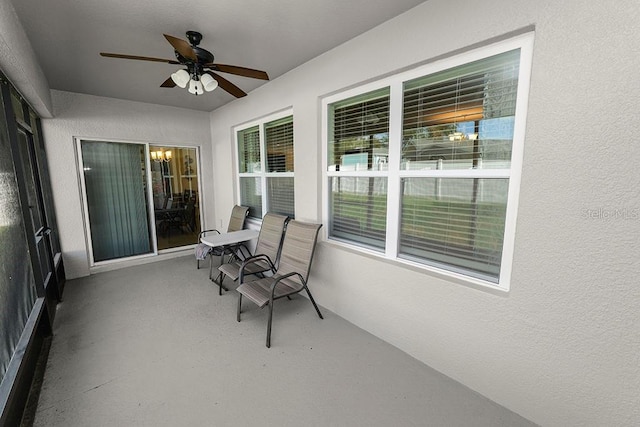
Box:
170;69;190;88
188;78;204;95
100;30;269;98
200;73;218;92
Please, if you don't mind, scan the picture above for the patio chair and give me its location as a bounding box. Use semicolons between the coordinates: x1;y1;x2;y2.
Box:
216;213;289;295
195;205;249;274
236;220;323;348
166;198;196;234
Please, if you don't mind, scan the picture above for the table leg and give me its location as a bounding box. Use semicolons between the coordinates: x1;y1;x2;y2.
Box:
210;252;229;294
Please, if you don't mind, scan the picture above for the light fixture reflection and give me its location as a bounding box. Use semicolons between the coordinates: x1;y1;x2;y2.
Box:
151;150;172;162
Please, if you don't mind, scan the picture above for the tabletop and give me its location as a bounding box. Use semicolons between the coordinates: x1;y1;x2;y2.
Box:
200;229;259;247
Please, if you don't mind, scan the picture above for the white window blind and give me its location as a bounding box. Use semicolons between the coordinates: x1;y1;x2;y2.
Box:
402;50;519;171
265;117;293;172
328;88;390;250
237;126;262;218
400;177;509;281
265;116;295;216
399;50;520;282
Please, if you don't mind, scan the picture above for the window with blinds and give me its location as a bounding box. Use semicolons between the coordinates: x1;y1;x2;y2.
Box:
323;33;533;289
239;177;263;219
238;126;260;173
399;49;520;282
236;112;294;220
328;88;390;249
399;50;520;282
399;178;509;281
265;117;293;172
237;125;262;218
265;116;295;215
402;50;519;171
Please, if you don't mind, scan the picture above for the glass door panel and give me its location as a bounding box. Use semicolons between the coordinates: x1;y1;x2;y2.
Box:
149;146;201;250
81;141;153;262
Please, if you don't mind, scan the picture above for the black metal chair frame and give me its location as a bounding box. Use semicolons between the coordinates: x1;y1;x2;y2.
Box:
236;221;323;348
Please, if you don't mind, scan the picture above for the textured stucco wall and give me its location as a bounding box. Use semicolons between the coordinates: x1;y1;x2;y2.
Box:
0;0;52;117
41;90;213;279
209;0;640;425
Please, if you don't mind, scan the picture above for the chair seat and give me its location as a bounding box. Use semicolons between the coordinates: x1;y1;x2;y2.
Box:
219;258;272;281
236;275;303;308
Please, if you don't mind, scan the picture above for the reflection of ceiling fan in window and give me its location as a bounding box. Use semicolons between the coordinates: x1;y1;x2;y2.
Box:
100;30;269;97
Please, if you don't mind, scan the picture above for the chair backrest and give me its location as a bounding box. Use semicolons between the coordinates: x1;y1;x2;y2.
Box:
227;205;249;232
276;220;322;285
254;213;289;264
183;199;195;223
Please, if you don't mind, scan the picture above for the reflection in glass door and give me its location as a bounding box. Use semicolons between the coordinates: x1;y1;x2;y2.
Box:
149;146;201;250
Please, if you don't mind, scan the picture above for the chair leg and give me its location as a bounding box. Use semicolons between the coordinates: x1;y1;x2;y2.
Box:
197;259;200;269
237;293;243;322
218;272;224;295
266;301;274;348
305;286;324;319
209;253;222;280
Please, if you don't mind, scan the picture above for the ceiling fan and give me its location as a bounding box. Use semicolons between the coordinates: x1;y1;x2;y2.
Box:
100;30;269;97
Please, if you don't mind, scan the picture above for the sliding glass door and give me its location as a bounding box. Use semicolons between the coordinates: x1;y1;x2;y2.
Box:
149;145;201;250
78;140;202;264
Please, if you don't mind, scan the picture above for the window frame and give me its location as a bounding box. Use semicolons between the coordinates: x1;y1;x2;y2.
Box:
233;108;295;220
322;33;534;291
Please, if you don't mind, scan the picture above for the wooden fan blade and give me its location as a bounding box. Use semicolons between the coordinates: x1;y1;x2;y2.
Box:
163;34;197;61
100;52;179;64
160;77;176;88
205;71;247;98
206;63;269;80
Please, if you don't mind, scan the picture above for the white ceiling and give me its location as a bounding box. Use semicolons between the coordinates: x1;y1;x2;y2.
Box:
11;0;426;112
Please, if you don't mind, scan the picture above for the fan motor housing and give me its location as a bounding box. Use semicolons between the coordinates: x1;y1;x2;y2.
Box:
174;48;214;65
186;30;203;46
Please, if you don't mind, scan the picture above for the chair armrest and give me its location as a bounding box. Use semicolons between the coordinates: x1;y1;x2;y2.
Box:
234;243;252;260
269;271;304;293
238;254;276;282
199;229;221;238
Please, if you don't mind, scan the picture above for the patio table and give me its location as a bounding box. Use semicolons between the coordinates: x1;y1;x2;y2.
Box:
200;229;259;291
